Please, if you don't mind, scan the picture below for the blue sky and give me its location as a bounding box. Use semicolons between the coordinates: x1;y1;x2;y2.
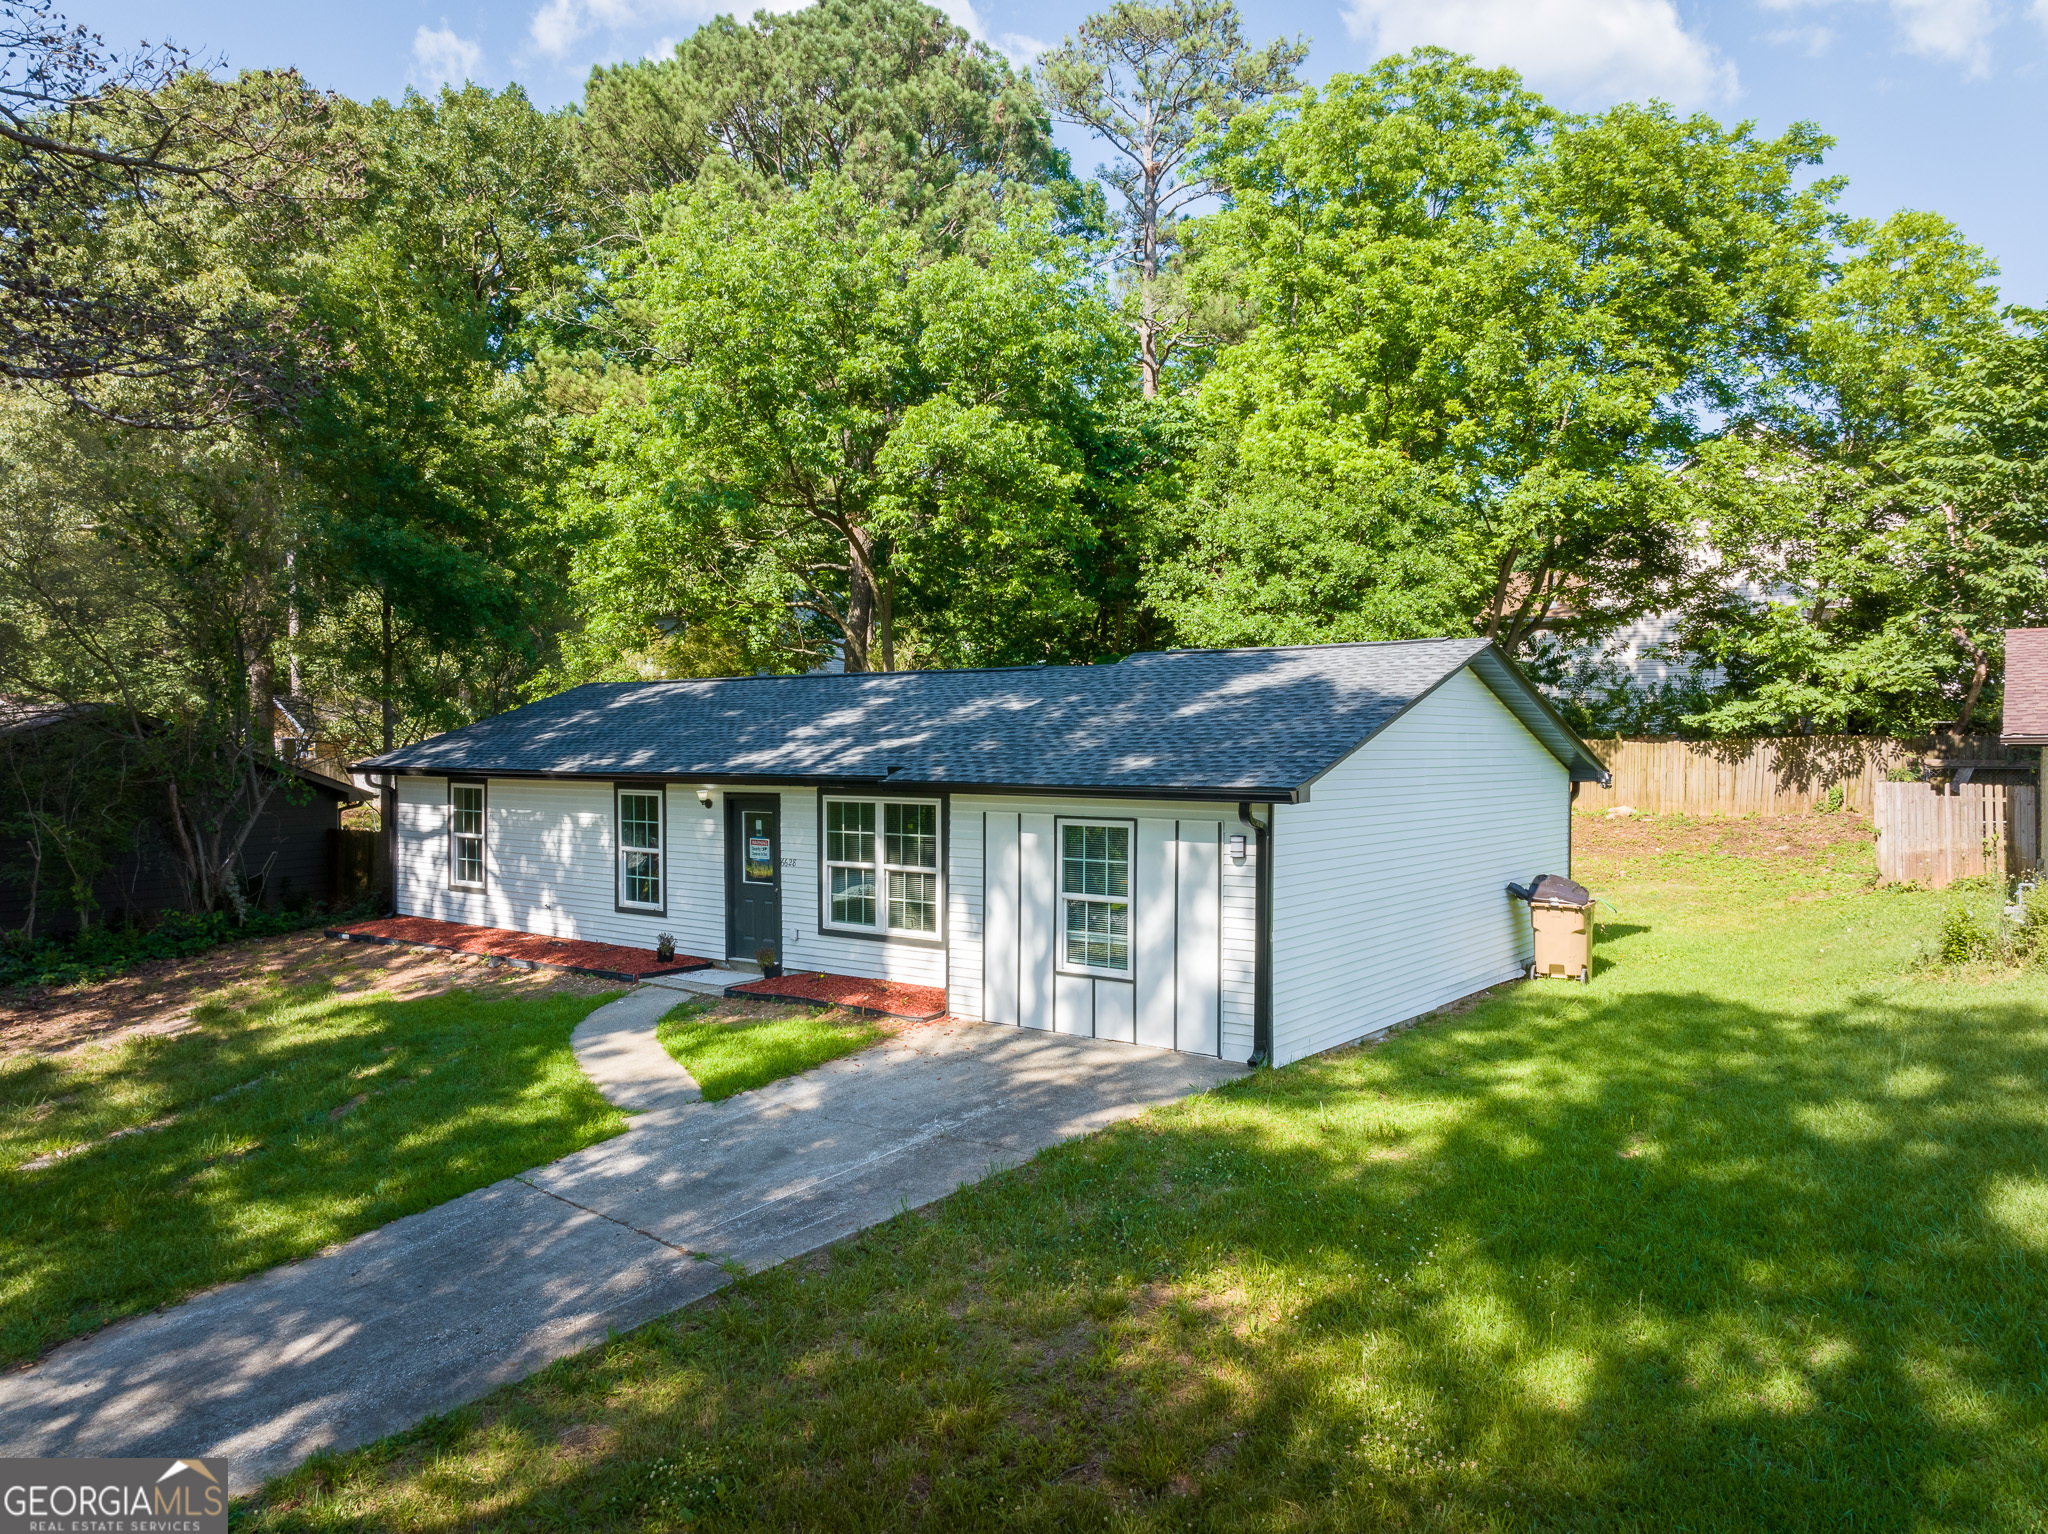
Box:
77;0;2048;304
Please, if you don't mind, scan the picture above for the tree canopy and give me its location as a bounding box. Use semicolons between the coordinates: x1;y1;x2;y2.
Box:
0;0;2040;931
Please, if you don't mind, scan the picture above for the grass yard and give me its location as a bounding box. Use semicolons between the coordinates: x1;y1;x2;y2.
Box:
0;970;624;1365
656;1000;887;1101
244;813;2048;1532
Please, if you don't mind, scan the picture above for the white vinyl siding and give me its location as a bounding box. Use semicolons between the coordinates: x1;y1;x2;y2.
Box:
1268;665;1569;1066
396;777;720;956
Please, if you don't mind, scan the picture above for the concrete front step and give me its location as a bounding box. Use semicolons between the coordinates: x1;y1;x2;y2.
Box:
640;967;758;996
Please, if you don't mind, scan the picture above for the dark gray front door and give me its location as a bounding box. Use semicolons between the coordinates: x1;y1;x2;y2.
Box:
726;797;781;963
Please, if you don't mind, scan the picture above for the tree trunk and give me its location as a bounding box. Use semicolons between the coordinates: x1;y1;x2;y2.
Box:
1136;155;1162;399
879;566;895;673
842;527;880;672
1957;646;1990;732
286;549;301;697
250;652;276;760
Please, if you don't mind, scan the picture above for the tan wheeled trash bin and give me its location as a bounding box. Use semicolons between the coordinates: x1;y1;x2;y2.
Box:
1507;875;1595;983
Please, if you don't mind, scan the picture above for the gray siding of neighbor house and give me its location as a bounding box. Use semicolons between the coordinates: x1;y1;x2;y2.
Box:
0;783;346;935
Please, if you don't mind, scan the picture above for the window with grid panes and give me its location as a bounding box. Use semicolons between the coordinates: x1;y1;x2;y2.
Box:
1061;822;1129;972
617;789;662;908
825;800;876;926
883;802;938;932
822;798;940;935
450;783;485;888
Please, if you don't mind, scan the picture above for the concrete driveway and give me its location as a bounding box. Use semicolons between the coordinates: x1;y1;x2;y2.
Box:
0;997;1242;1494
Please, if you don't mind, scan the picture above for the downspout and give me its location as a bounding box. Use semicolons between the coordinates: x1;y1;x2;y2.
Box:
1239;801;1273;1067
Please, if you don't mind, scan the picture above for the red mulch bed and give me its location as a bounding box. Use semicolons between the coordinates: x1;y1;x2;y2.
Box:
327;916;713;983
727;971;949;1022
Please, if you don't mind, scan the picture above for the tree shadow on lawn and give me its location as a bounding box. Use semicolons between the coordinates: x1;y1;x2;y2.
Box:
252;983;2048;1533
0;983;623;1364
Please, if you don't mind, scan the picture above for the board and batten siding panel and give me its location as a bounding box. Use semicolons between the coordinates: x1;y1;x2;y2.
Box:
959;792;1240;1057
947;808;985;1018
1269;665;1567;1066
395;777;725;954
982;812;1020;1025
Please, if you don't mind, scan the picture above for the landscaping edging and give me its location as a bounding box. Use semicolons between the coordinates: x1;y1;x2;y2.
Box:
326;918;714;985
725;971;948;1022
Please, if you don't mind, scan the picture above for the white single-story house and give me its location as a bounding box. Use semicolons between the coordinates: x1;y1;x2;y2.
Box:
357;638;1608;1067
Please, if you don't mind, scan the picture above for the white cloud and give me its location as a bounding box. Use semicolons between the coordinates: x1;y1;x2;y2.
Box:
1887;0;1997;70
996;32;1048;68
1761;0;2004;73
412;23;484;89
2036;0;2048;36
1341;0;1738;109
1765;23;1835;54
528;0;801;61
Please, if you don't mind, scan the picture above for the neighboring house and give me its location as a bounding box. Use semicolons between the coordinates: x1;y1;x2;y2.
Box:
0;701;373;934
358;638;1609;1068
2001;629;2048;773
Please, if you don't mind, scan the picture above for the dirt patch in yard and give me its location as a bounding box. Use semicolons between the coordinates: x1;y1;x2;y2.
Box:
0;930;617;1059
1576;809;1876;863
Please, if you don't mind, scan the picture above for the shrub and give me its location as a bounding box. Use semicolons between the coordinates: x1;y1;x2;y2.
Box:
1937;904;1990;964
0;901;372;990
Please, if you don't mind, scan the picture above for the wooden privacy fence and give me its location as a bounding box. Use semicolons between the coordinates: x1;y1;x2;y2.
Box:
1576;735;2037;818
328;827;385;908
1873;782;2039;887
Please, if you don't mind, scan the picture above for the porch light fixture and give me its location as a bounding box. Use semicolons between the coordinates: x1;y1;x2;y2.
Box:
1228;834;1247;861
697;786;714;808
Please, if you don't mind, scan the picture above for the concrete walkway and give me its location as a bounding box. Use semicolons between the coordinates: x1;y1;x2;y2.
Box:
0;989;1243;1494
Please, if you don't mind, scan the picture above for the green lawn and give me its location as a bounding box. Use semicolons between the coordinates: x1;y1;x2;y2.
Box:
244;815;2048;1532
0;979;623;1365
656;1002;886;1101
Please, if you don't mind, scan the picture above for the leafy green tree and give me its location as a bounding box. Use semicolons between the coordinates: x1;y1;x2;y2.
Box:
0;396;317;915
1151;49;1839;655
1674;304;2044;735
1039;0;1304;396
288;85;584;767
0;1;347;427
579;0;1069;244
559;178;1136;674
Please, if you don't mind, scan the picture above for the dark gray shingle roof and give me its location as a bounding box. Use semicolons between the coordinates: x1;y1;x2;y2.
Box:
359;638;1606;798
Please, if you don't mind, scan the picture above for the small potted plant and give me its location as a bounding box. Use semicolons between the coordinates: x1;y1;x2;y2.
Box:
655;932;676;964
755;943;781;979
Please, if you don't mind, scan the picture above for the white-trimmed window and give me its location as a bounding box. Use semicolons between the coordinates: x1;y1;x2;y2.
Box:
449;781;485;890
1060;820;1130;974
823;797;940;936
617;787;664;911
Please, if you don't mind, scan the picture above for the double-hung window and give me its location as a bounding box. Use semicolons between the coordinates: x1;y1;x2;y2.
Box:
617;787;664;911
449;781;485;890
1061;821;1130;974
822;798;940;937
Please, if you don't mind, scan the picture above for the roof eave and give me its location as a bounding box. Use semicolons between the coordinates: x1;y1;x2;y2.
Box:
350;761;1307;803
